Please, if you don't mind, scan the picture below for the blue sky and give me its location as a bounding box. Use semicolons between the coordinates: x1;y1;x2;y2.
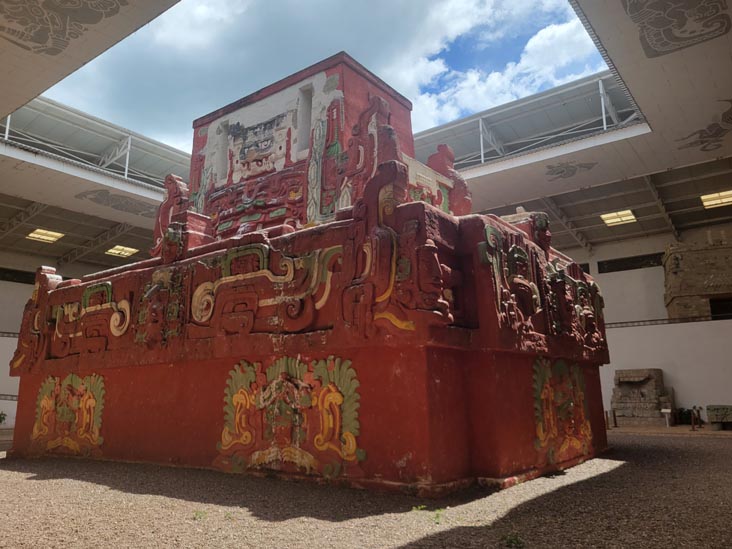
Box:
45;0;606;153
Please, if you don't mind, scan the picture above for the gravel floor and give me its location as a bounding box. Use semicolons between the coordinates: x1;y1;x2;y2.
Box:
0;432;730;548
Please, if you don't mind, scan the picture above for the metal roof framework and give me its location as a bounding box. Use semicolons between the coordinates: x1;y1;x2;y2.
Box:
481;156;732;251
0;96;190;273
1;96;190;188
0;191;153;272
414;71;643;170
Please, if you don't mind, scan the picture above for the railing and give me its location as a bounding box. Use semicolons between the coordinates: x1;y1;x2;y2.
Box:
0;110;186;188
605;315;732;329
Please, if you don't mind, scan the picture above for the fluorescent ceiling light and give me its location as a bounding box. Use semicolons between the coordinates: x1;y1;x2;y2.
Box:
700;190;732;209
600;210;637;227
105;245;139;257
26;228;64;243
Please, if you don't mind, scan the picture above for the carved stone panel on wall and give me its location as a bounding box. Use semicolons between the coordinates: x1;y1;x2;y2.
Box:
545;161;598;181
0;0;128;56
623;0;731;58
677;100;732;152
75;189;157;218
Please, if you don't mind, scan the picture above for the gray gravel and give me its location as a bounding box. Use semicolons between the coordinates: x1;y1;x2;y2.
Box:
0;432;730;548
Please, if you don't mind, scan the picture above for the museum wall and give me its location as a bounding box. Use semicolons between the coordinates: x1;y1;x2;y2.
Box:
602;319;732;420
0;256;98;429
569;233;673;323
569;222;732;323
0;338;19;427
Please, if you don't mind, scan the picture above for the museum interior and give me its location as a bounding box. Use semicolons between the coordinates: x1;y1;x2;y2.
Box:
0;0;730;462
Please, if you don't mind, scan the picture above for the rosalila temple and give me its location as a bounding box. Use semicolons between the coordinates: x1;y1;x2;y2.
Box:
9;53;608;496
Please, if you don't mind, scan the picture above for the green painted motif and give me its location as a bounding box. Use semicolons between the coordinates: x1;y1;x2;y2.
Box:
219;360;257;451
532;358;592;466
239;212;262;222
31;373;106;452
268;207;287;219
312;356;363;447
82;282;112;308
216;220;234;234
438;184;451;213
396;257;411;281
217;355;366;475
222;244;270;277
318;246;343;281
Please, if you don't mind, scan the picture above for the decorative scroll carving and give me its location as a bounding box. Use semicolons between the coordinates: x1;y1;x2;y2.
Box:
0;0;128;56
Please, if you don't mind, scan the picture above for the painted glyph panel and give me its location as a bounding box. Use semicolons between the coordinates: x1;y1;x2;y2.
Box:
30;373;105;456
215;355;365;478
533;358;592;467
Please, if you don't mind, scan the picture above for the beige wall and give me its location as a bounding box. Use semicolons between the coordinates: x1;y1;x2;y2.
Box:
0;337;19;428
567;223;732;323
602;319;732;420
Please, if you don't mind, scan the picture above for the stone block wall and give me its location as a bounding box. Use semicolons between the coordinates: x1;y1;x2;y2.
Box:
664;242;732;319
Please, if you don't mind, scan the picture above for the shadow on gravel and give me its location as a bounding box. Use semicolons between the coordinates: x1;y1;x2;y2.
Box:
396;434;732;548
0;452;487;522
2;433;729;541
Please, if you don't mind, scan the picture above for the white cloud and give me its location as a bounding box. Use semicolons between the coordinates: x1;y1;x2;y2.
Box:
150;0;252;50
44;0;604;154
411;18;606;131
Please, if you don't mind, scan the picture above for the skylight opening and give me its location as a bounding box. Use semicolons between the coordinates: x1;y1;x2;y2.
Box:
600;210;637;227
700;190;732;209
26;229;64;243
105;245;139;257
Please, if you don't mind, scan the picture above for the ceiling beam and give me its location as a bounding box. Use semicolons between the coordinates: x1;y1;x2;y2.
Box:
644;176;680;241
598;79;619;126
540;196;593;253
57;222;133;267
0;201;49;240
480;119;505;156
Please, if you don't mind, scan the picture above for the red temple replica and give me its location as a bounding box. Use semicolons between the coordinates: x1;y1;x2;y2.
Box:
9;53;608;495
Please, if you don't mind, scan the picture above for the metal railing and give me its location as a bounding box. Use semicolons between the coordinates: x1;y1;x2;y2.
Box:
605;315;732;329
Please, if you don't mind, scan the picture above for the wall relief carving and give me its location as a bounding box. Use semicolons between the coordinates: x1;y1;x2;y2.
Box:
0;0;128;56
545;161;598;181
677;99;732;152
75;189;157;218
623;0;731;58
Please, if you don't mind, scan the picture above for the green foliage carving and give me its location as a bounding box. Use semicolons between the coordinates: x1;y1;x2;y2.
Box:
222;361;257;435
35;376;57;425
85;374;106;444
312;356;362;438
265;356;307;383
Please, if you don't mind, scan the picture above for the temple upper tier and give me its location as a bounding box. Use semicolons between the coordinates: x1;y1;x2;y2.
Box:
176;52;470;244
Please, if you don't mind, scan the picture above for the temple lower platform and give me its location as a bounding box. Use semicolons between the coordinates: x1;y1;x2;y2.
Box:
8;53;609;496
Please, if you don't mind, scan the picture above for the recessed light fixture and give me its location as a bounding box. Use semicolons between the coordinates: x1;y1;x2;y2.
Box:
105;245;139;257
700;190;732;209
600;209;637;227
26;228;64;243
